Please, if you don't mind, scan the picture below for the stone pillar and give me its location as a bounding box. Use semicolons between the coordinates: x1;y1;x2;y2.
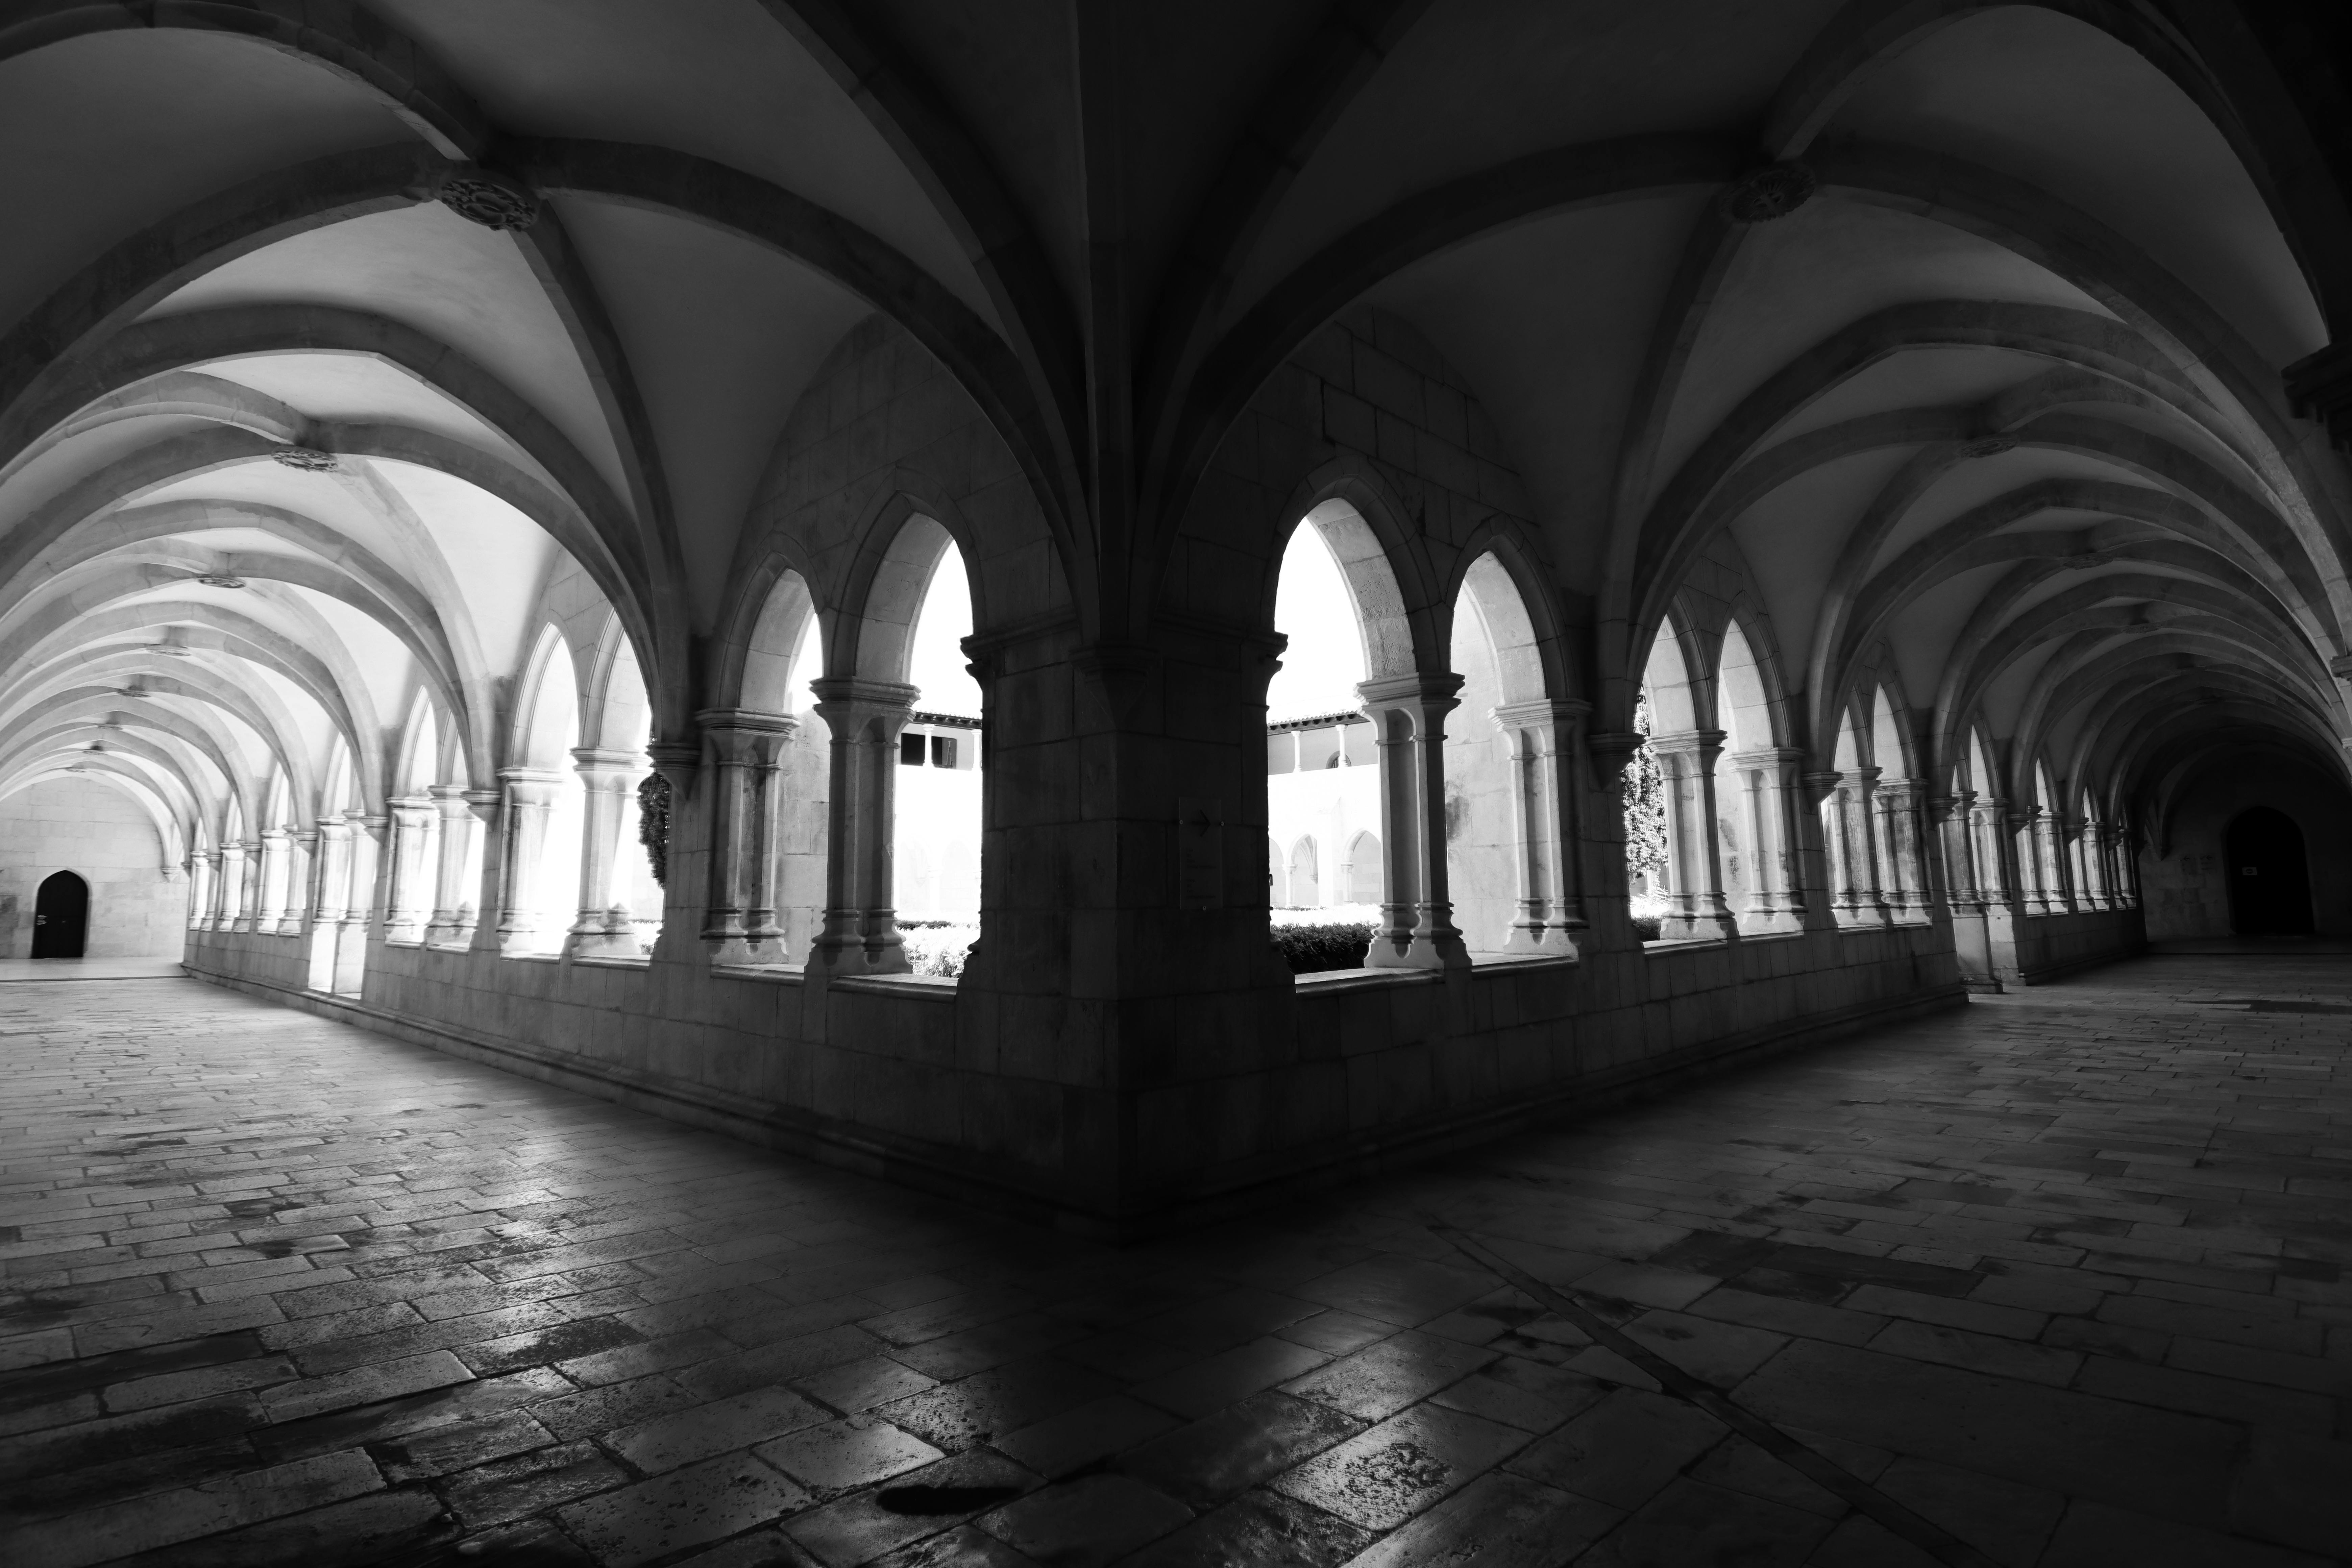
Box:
2016;809;2053;916
570;747;648;959
1650;730;1738;941
424;785;476;946
1728;748;1806;931
1875;780;1926;921
2040;811;2076;913
337;815;384;992
218;841;252;931
313;820;351;927
1491;699;1589;954
1938;791;1999;989
694;713;797;965
1585;730;1647;947
807;680;917;976
1356;672;1470;970
383;796;436;942
278;830;315;935
495;768;567;955
1969;797;2008;906
209;846;236;929
1808;773;1860;924
254;828;290;931
2103;826;2135;908
187;851;213;931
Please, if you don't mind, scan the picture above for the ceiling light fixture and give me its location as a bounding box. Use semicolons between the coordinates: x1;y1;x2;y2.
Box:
272;447;339;471
195;573;247;589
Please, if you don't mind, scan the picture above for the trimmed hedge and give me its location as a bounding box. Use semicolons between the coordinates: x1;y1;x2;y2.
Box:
1273;922;1373;974
1631;915;1662;941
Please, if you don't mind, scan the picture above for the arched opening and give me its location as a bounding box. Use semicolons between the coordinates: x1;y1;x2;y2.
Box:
499;629;584;956
1637;619;1732;940
893;538;982;974
1870;688;1925;921
1444;553;1550;954
1344;831;1383;904
1710;617;1798;932
1268;514;1379;956
32;869;89;958
2225;806;2314;935
1287;836;1320;907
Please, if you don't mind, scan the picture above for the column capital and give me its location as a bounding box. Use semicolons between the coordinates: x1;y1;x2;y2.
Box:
1490;697;1590;732
646;739;701;799
498;767;566;808
571;746;652;779
426;783;471;804
1356;671;1464;711
290;828;318;848
1647;728;1726;760
1725;746;1807;767
805;678;919;713
692;709;797;736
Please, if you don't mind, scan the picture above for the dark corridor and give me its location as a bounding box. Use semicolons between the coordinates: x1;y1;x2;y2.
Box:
30;868;88;957
2226;806;2315;935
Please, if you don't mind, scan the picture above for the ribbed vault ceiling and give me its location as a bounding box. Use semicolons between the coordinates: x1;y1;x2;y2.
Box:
0;0;2346;854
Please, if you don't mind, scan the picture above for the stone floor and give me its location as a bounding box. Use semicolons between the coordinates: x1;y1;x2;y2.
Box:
1;957;2347;1568
0;959;189;984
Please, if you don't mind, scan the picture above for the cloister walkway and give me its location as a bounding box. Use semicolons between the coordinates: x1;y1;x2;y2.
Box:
1;956;2345;1568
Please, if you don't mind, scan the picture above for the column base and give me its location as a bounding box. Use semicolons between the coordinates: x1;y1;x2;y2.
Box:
569;929;649;960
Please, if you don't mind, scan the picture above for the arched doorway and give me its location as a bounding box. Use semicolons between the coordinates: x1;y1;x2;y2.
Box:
2226;807;2314;936
32;870;88;958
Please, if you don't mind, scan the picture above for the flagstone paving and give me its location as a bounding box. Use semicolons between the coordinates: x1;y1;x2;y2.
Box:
1;955;2346;1566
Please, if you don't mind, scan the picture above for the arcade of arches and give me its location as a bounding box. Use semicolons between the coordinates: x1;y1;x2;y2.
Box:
1;4;2350;1244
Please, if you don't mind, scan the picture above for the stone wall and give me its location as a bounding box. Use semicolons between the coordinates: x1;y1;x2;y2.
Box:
0;779;185;957
181;313;1985;1239
2139;757;2352;938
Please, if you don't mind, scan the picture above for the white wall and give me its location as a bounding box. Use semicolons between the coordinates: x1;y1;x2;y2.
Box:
0;779;186;957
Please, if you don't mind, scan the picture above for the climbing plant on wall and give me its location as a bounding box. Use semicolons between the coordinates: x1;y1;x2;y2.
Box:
637;771;670;887
1624;691;1668;885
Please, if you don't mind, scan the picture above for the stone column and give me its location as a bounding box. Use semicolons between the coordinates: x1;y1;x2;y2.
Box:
693;713;796;965
1357;672;1470;970
1585;730;1647;947
1728;748;1806;931
1847;767;1892;924
2041;811;2077;913
382;796;436;942
424;785;476;946
1969;797;2008;905
219;841;254;931
808;680;917;976
1491;698;1589;954
330;816;381;993
569;747;649;959
495;768;567;955
2103;826;2134;908
1875;780;1926;921
210;846;236;929
254;828;290;931
313;820;351;927
1650;730;1738;941
1808;773;1860;924
2014;809;2051;916
278;830;315;935
185;852;211;930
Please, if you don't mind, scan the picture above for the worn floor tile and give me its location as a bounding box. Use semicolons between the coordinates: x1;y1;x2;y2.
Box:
4;956;2345;1565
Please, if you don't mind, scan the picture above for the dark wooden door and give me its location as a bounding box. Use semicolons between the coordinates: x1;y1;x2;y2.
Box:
31;870;89;958
2226;807;2314;936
